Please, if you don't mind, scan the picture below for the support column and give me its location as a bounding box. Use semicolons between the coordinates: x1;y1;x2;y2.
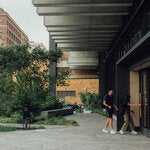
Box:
116;65;129;131
49;33;56;95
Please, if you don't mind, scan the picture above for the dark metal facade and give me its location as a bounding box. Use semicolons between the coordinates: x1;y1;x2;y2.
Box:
99;0;150;136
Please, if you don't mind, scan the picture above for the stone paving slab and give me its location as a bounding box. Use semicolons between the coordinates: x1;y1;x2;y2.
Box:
0;114;150;150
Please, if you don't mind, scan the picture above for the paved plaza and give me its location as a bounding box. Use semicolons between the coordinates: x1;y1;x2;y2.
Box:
0;113;150;150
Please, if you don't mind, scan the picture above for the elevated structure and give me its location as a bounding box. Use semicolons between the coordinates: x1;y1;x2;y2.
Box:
33;0;132;52
32;0;150;137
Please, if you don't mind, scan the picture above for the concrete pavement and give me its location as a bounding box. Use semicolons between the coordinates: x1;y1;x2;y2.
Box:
0;113;150;150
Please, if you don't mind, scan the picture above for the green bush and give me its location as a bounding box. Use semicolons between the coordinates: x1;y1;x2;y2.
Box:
42;94;65;111
0;117;14;123
0;125;16;132
36;116;78;126
80;92;100;111
0;113;23;124
11;113;24;123
80;92;106;116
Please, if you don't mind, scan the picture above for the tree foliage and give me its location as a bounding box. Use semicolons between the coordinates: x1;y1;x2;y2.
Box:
0;44;68;117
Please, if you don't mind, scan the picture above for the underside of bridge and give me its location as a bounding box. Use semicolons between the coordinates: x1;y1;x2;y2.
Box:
32;0;150;136
32;0;133;71
33;0;133;51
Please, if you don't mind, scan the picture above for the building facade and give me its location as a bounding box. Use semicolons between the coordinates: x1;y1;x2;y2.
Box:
0;8;28;46
33;0;150;137
99;1;150;137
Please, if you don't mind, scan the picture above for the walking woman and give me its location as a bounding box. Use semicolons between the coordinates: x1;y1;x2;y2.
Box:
119;95;140;135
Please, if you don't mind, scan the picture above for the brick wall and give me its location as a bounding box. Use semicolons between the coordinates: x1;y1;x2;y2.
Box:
56;79;99;104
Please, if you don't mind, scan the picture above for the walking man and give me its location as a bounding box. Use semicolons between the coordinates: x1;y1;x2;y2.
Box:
102;88;118;134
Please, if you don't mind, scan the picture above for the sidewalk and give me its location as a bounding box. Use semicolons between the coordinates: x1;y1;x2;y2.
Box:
0;113;150;150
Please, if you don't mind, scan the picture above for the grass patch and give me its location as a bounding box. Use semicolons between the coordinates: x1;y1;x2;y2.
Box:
0;116;78;126
22;126;46;130
36;116;78;126
0;124;45;132
0;117;14;123
0;125;16;132
0;115;78;130
0;116;45;132
0;113;23;124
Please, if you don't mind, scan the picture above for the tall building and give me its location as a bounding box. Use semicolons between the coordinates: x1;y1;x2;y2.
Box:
0;8;28;46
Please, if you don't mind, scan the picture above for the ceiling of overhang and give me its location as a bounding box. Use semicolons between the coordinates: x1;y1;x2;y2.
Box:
32;0;133;52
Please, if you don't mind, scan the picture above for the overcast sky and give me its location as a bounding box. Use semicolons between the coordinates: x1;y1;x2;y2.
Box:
0;0;49;49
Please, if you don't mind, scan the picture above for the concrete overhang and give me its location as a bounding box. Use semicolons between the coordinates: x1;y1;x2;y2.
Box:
47;26;120;32
60;48;105;52
37;6;129;16
44;16;122;26
32;0;133;7
32;0;133;69
54;40;112;43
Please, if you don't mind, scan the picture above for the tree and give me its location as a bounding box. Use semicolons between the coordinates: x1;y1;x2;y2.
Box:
0;44;69;117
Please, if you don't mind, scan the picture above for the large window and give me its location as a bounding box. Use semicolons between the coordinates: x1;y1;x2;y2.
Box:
57;91;76;99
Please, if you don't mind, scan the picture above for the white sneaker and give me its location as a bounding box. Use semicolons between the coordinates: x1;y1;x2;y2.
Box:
131;131;138;135
102;128;109;133
119;130;125;135
110;130;116;134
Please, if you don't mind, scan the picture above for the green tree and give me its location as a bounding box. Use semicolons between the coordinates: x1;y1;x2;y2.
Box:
0;44;69;117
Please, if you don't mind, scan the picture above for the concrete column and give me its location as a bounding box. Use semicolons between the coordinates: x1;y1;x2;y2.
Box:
49;33;56;95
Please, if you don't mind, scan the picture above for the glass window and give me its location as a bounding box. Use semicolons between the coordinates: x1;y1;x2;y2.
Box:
57;91;76;99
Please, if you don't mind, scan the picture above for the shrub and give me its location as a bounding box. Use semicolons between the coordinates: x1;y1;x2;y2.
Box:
0;125;16;132
42;94;65;111
80;92;106;115
0;113;23;124
11;113;24;123
36;116;78;126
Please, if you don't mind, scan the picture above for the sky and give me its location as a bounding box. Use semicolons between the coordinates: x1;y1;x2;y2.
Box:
0;0;49;49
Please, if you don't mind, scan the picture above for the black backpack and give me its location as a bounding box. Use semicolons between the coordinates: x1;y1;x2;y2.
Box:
100;98;105;109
